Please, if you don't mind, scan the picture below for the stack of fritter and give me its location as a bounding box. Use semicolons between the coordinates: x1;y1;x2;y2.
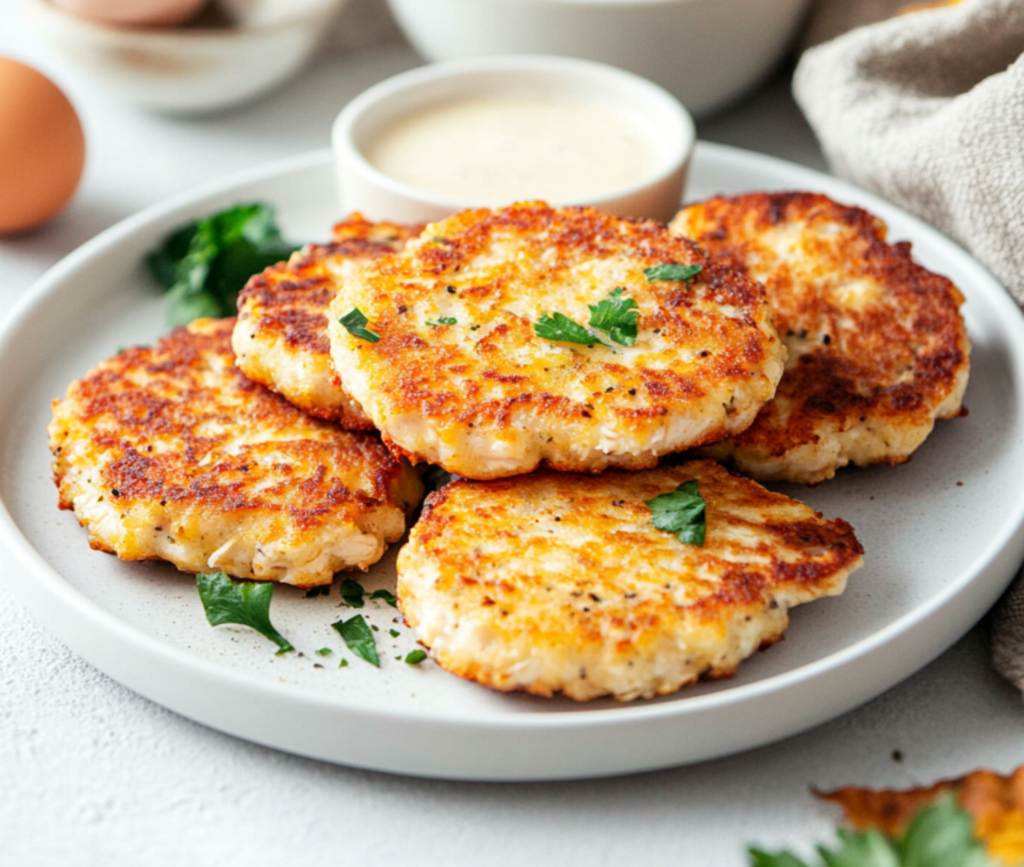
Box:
50;194;970;702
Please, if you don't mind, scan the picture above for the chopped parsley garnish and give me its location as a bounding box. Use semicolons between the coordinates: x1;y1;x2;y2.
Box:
339;308;380;342
534;312;608;348
369;589;398;608
338;658;349;668
645;480;706;546
332;614;380;667
536;289;641;348
588;288;639;347
389;628;400;638
338;578;366;608
146;203;300;328
195;570;294;654
425;317;457;327
644;263;703;285
303;586;329;598
748;794;988;867
405;650;428;665
314;647;333;657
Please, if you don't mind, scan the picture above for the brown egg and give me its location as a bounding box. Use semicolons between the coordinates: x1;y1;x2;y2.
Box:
0;58;86;235
50;0;208;27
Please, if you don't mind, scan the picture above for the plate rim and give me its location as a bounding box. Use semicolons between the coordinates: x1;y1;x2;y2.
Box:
3;142;1024;774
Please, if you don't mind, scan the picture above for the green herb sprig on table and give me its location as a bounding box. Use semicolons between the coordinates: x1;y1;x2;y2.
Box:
195;570;294;654
338;578;367;608
645;480;706;546
332;614;380;667
749;795;992;867
369;588;398;608
147;203;300;328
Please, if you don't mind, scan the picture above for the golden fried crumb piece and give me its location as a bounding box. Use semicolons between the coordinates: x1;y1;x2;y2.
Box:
398;461;863;701
232;214;420;429
50;317;423;586
671;191;970;484
328;202;786;480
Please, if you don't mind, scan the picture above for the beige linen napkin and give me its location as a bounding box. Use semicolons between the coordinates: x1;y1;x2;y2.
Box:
800;0;916;48
794;0;1024;691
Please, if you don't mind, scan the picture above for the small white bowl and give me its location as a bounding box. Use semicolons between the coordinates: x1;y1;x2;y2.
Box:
21;0;347;114
332;56;694;225
386;0;811;118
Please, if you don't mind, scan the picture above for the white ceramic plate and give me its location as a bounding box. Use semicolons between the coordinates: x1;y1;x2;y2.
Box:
2;144;1023;782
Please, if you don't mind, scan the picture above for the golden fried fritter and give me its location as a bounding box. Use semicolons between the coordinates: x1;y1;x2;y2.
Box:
49;318;423;587
398;461;863;702
671;192;970;484
232;214;420;429
327;202;787;480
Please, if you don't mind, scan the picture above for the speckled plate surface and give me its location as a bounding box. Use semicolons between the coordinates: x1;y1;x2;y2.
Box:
2;144;1023;781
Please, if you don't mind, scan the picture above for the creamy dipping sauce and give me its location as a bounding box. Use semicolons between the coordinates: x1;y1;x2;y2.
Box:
363;95;663;203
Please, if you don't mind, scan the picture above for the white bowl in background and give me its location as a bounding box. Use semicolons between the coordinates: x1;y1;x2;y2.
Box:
332;55;695;225
49;0;209;27
20;0;348;114
385;0;812;118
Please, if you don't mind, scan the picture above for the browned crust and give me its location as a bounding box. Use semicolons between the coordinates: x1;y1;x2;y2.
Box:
233;214;421;428
49;318;422;581
331;203;785;477
398;461;863;700
673;191;970;476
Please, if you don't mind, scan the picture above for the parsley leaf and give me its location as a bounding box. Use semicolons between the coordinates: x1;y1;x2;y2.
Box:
897;794;990;867
332;614;380;667
534;312;608;348
339;308;381;342
370;588;399;608
195;570;294;654
314;647;333;657
338;579;366;608
747;795;991;867
147;203;299;328
645;480;706;546
644;263;703;285
426;317;457;326
588;288;639;346
748;851;811;867
303;586;329;598
405;649;428;665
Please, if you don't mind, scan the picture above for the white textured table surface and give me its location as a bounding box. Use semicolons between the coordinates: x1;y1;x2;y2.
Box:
1;4;1021;865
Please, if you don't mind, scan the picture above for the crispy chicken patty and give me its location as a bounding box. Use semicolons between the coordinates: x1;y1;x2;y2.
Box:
232;214;420;429
398;461;864;701
671;192;970;484
327;202;787;480
49;318;424;587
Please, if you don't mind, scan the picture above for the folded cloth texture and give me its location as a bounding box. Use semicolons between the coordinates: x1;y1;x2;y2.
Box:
795;0;1024;693
993;571;1024;694
794;0;1024;305
800;0;913;48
